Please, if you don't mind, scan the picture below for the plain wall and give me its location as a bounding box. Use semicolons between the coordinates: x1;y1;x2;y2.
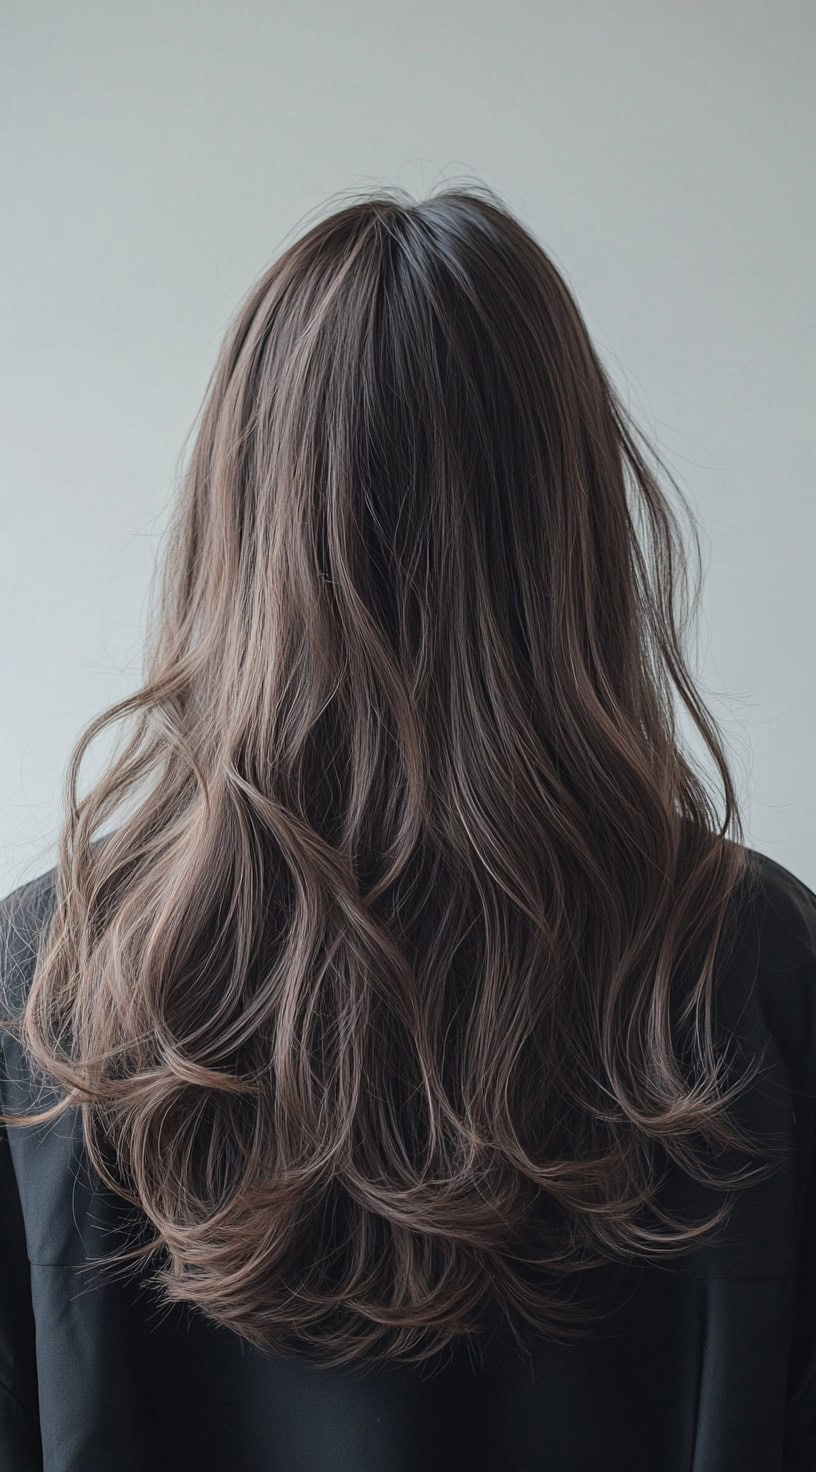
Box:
2;0;814;896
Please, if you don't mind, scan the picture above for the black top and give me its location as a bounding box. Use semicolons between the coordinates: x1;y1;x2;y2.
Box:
1;845;816;1472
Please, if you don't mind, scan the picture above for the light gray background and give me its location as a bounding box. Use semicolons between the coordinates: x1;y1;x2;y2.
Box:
2;1;814;897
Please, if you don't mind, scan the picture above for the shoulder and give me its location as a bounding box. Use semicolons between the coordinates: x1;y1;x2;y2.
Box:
739;843;816;953
0;860;60;931
733;844;816;1004
716;844;816;1092
0;835;120;1020
0;860;60;1019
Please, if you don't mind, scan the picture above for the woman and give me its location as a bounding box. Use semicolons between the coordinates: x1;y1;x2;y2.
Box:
1;184;814;1472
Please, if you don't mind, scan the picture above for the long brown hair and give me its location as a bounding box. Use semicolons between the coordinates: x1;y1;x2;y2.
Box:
1;183;773;1373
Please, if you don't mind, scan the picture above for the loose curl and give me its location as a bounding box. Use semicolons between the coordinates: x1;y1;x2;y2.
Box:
1;183;773;1374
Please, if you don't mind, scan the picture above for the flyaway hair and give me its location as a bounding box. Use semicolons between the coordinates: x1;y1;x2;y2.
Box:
0;183;775;1374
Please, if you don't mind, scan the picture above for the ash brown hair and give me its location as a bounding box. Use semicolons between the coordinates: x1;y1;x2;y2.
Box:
1;183;772;1373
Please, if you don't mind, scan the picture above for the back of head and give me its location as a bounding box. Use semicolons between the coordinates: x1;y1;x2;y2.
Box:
3;183;769;1374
